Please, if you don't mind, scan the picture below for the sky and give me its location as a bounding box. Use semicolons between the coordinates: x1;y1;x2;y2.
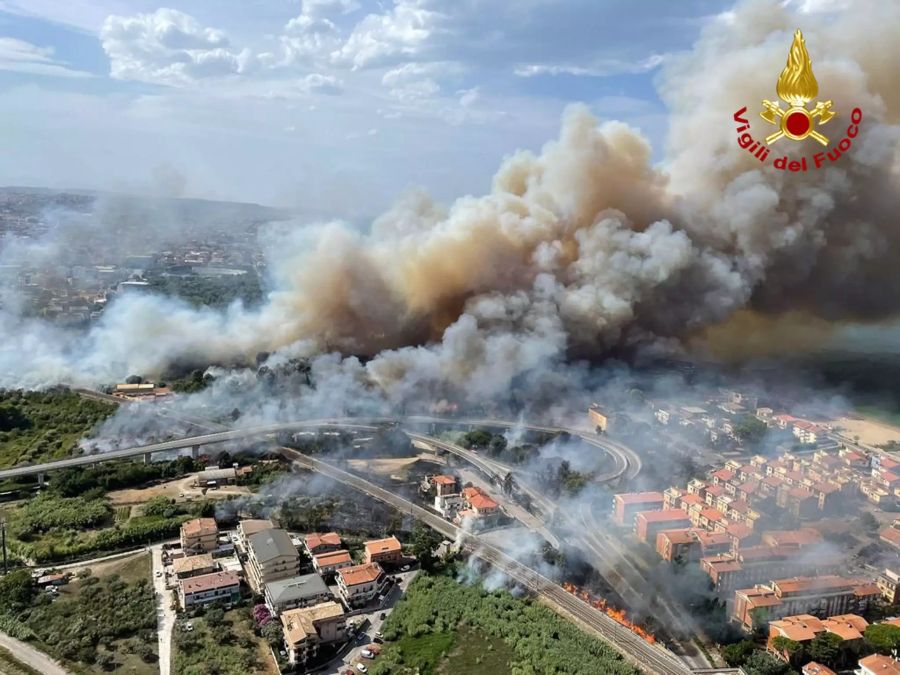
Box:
0;1;736;216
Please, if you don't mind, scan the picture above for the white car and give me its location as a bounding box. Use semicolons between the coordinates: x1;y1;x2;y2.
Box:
400;565;410;571
360;649;374;659
356;664;368;673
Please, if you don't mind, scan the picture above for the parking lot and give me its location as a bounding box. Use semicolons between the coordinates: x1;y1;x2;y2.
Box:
322;568;418;675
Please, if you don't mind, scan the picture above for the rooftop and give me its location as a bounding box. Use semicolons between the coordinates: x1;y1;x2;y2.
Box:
364;536;402;556
305;532;342;550
238;519;274;538
658;529;697;545
802;661;836;675
858;654;900;674
266;573;330;604
180;571;239;595
181;517;217;538
338;562;383;587
172;553;215;575
432;475;457;485
248;528;298;564
770;614;825;641
636;509;690;523
469;493;499;511
820;614;868;640
313;550;352;566
281;601;345;645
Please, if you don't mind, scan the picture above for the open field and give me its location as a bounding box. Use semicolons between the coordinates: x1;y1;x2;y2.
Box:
107;473;251;506
832;414;900;446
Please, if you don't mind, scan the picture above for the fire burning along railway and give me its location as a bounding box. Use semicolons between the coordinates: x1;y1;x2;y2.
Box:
562;582;657;645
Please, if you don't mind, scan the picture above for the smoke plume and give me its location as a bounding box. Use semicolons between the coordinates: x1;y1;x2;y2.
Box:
2;0;899;403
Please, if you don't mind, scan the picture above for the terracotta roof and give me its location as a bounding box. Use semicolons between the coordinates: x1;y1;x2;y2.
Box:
696;531;732;548
364;536;402;556
726;522;754;539
462;486;485;499
712;469;735;481
180;571;239;595
700;508;725;522
181;517;217;537
762;529;822;548
770;614;825;641
705;485;726;496
306;532;342;550
432;475;457;485
469;493;499;511
338;562;383;587
637;509;690;523
313;550;352;567
858;654;900;674
680;494;704;506
802;661;836;675
820;614;868;640
614;491;664;504
774;575;872;595
881;527;900;548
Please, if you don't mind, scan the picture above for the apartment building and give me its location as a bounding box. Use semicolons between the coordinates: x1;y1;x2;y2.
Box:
336;563;385;608
281;601;346;667
179;571;241;609
245;528;301;592
364;536;403;565
265;573;332;614
180;518;218;555
612;492;664;527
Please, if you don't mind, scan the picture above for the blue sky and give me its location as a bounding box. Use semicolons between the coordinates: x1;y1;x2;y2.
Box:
0;0;733;215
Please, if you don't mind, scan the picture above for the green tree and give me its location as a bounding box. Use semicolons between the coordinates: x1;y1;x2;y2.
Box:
742;650;792;675
0;569;35;613
859;512;879;532
808;632;842;666
733;415;768;445
865;623;900;653
721;640;755;667
205;606;225;627
410;524;442;571
770;636;804;664
261;621;283;648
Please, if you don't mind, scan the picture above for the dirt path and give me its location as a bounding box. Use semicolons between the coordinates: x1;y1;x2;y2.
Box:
107;474;251;506
0;632;70;675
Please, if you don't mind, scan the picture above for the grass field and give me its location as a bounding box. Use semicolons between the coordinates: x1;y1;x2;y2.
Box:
437;628;515;674
0;646;43;675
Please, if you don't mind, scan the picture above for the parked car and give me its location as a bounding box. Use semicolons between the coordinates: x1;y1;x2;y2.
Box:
361;649;374;659
379;612;386;620
375;631;383;639
356;664;368;673
373;636;383;644
400;564;410;571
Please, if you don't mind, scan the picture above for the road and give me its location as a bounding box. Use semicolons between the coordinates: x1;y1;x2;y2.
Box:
0;631;71;675
151;544;174;675
282;446;690;675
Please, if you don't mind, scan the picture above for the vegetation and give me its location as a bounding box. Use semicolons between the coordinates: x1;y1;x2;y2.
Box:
51;455;204;497
2;491;208;563
173;605;274;675
0;558;158;673
741;651;793;675
408;523;443;571
733;415;768;445
369;573;639;675
538;459;590;496
865;622;900;653
0;389;115;469
721;640;755;667
147;271;262;309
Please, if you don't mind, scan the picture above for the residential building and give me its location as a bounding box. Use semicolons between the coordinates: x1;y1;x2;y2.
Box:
364;536;403;565
612;492;664;527
265;573;332;614
281;601;346;667
179;571;241;609
857;654;900;675
237;518;274;548
180;518;219;555
431;475;458;496
878;568;900;604
732;576;881;630
172;553;218;579
881;522;900;550
246;528;301;592
312;550;353;576
634;510;691;544
588;405;608;432
435;492;465;517
802;662;835;675
336;563;385;608
195;467;237;487
304;533;342;557
657;529;700;563
767;613;867;659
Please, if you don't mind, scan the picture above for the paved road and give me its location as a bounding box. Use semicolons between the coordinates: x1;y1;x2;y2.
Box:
0;631;71;675
282;446;689;675
151;544;175;675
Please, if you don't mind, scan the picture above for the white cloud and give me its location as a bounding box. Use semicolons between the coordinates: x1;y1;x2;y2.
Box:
514;53;667;78
299;72;343;95
0;37;92;78
281;14;341;64
381;62;452;101
302;0;361;19
332;0;439;69
100;8;252;86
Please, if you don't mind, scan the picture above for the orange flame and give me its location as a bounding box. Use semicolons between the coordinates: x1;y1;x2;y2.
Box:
776;29;819;107
562;582;657;644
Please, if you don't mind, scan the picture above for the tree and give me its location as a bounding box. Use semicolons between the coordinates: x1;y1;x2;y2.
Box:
502;472;514;495
488;435;507;457
866;623;900;653
860;512;879;532
733;415;768;445
808;632;842;666
770;636;803;664
742;650;791;675
721;640;755;667
205;606;225;627
410;524;442;570
261;621;283;648
0;569;35;613
125;374;143;384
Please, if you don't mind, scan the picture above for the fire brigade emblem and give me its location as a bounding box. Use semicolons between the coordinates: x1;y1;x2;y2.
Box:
760;29;835;146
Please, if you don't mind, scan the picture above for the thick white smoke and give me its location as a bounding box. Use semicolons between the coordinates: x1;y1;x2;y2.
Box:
2;0;899;401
